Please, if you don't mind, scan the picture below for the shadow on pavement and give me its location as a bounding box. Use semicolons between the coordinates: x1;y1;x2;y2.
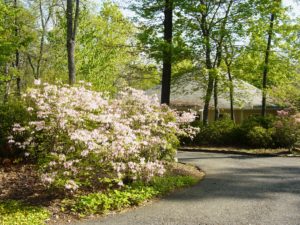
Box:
167;165;300;201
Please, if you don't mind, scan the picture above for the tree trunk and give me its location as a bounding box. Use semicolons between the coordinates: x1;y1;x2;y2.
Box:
262;13;275;117
3;64;11;102
67;39;76;85
226;63;234;121
203;69;214;125
32;0;54;79
161;0;173;105
15;42;21;96
201;8;213;125
213;77;219;120
224;39;235;122
14;0;21;96
212;0;233;121
213;49;222;121
66;0;79;85
36;24;46;79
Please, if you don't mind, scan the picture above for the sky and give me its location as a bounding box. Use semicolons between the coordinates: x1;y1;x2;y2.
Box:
283;0;300;18
92;0;300;19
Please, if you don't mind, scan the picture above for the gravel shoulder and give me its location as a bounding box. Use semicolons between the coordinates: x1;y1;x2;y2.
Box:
76;151;300;225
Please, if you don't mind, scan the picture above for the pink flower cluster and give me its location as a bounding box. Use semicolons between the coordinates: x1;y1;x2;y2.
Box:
277;110;289;117
9;82;197;193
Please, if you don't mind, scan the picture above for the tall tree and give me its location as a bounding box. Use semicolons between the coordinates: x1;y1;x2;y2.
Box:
224;42;235;121
27;0;57;79
212;0;233;120
131;0;190;104
180;0;235;124
0;0;33;99
37;0;55;79
161;0;173;104
232;0;298;112
261;12;275;116
66;0;79;85
14;0;21;95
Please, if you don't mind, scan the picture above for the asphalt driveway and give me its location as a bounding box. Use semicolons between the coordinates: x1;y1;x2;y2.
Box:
76;151;300;225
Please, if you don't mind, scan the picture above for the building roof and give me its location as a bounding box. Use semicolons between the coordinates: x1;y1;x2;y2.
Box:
146;73;276;110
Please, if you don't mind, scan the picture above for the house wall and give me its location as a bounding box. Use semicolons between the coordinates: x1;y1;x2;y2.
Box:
208;108;278;124
169;104;279;124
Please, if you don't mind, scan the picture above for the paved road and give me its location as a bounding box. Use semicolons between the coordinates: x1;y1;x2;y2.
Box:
77;151;300;225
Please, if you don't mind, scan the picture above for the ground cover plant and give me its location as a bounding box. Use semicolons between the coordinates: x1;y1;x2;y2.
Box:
64;174;200;216
0;200;49;225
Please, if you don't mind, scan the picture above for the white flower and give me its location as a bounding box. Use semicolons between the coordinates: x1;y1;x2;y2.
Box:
8;139;15;144
117;180;124;186
34;79;41;85
65;180;79;191
58;154;66;162
81;150;89;157
27;107;34;112
41;173;55;184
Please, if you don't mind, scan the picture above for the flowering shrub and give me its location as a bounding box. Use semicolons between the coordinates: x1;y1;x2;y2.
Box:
272;110;300;148
9;81;197;193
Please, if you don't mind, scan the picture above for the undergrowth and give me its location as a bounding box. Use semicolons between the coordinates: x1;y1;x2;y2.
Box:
64;175;199;216
0;200;50;225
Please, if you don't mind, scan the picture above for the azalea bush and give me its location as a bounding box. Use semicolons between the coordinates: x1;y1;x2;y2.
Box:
8;81;197;193
272;110;300;148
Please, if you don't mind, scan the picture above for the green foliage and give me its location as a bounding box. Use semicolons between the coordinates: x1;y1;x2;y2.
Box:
230;2;300;110
68;175;198;216
70;187;156;215
192;119;237;146
76;2;137;93
127;63;161;90
240;115;275;130
188;114;299;149
0;200;50;225
0;100;30;157
0;2;34;64
233;116;273;148
246;126;273;148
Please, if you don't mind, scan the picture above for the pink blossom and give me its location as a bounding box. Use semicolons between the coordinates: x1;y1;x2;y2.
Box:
277;110;289;117
65;180;79;191
8;82;197;193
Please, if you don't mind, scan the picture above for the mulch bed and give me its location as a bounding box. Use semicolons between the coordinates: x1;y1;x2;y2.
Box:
0;159;72;223
0;158;205;224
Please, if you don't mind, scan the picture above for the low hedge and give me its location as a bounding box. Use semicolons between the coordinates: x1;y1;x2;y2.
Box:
184;115;299;149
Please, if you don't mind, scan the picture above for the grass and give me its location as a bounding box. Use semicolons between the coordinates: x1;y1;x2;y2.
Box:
0;200;50;225
65;175;201;217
